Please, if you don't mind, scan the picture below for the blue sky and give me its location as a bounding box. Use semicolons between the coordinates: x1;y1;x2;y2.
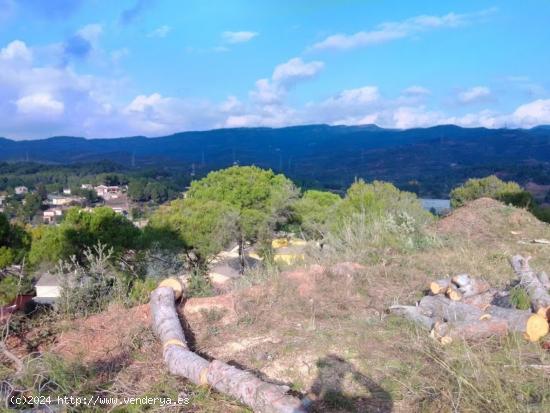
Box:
0;0;549;139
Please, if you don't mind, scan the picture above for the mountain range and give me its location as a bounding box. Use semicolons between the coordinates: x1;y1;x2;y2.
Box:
1;124;550;197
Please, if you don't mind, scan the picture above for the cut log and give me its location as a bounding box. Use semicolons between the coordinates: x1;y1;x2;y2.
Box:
485;306;532;331
539;271;550;290
462;289;496;310
430;278;451;295
510;255;550;316
446;284;463;301
434;319;509;342
419;295;483;322
485;306;549;342
451;274;471;288
150;282;305;413
458;279;491;298
389;305;435;330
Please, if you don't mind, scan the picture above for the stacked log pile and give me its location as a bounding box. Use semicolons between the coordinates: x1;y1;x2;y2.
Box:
390;255;550;344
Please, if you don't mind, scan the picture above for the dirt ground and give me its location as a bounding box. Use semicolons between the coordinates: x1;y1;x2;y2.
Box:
6;198;550;412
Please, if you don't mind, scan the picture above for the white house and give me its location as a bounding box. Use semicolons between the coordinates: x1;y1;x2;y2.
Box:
34;273;61;304
43;208;64;224
81;184;93;190
48;195;85;206
0;195;5;206
15;186;28;195
63;188;71;195
94;185;121;200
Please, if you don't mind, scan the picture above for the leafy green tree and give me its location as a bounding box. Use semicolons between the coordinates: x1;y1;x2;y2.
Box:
0;212;30;267
186;166;298;271
0;276;19;305
0;246;15;268
20;192;43;223
147;198;236;267
128;179;147;202
293;190;341;239
450;175;533;209
28;207;141;266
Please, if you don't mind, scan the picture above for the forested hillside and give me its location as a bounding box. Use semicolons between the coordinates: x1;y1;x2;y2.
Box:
2;125;550;197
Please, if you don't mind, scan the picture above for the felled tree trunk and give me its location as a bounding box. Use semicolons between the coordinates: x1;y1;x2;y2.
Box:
388;305;435;330
462;289;497;309
511;255;550;317
419;295;483;322
433;319;509;342
486;305;549;341
150;282;306;413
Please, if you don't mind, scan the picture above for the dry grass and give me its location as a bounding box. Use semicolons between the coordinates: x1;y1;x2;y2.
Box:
4;199;550;412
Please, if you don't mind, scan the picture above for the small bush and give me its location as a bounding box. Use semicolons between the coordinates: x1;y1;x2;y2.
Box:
324;180;436;262
450;175;532;209
55;242;127;318
509;286;531;310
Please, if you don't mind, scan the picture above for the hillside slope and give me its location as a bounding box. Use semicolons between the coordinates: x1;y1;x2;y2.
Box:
2;125;550;196
7;199;549;412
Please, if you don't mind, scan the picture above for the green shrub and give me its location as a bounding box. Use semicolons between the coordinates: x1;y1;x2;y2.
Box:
292;190;341;239
128;277;158;305
450;175;532;209
509;286;531;310
55;243;127;318
325;180;435;262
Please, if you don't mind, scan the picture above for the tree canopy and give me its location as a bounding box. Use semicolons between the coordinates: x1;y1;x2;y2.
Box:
450;175;533;209
292;190;341;239
148;166;298;268
28;207;141;266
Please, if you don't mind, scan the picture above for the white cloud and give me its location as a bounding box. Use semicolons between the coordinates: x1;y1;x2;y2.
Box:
311;9;494;51
402;85;430;96
148;25;171;38
272;57;324;85
0;40;32;62
219;96;243;112
16;93;64;116
323;86;380;106
458;86;491;103
222;31;258;44
77;23;103;43
250;57;324;105
512;99;550;128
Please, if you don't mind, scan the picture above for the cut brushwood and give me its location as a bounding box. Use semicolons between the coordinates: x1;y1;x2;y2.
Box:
511;255;550;317
150;279;306;413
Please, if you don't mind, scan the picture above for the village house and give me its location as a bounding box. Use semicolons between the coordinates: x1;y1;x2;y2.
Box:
48;194;85;207
94;185;122;200
34;273;61;305
104;195;129;215
63;188;71;195
43;208;64;224
0;194;5;206
14;186;28;195
81;184;93;190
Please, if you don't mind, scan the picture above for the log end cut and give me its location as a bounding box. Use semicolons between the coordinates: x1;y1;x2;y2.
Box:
158;278;184;300
446;285;463;301
525;314;550;342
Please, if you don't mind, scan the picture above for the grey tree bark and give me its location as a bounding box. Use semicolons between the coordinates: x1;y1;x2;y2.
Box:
150;285;306;413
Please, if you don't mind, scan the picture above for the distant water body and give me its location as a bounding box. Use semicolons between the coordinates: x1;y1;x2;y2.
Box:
421;199;451;214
